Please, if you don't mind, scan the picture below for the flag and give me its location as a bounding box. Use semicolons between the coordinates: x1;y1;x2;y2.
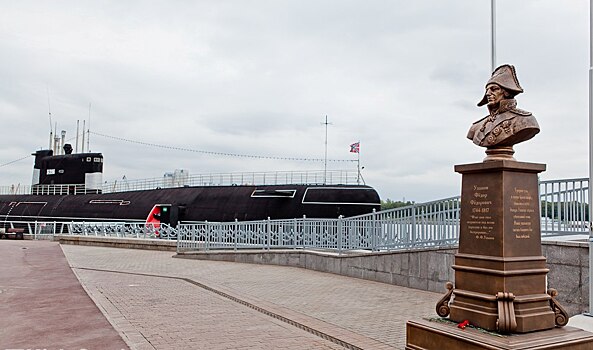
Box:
349;142;360;153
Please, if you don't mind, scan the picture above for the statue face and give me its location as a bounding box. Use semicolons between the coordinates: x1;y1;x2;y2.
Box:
485;83;506;106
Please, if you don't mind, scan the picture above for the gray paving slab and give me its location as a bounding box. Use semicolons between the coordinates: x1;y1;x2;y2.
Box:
62;245;440;349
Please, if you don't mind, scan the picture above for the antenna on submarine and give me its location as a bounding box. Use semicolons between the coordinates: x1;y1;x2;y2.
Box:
47;87;53;151
87;102;91;152
81;120;86;153
75;120;80;153
54;122;59;154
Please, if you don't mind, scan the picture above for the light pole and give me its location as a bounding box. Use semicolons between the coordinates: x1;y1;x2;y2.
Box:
588;0;593;316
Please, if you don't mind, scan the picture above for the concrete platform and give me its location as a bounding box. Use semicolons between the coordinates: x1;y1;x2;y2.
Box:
61;244;440;349
569;314;593;333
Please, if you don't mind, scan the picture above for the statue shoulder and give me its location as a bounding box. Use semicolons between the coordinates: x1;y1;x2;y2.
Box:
510;108;532;116
467;115;488;140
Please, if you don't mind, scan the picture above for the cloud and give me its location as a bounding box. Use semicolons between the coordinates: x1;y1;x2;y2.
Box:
0;0;590;203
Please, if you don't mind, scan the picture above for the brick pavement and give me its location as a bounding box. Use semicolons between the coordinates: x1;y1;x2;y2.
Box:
75;269;344;350
62;245;439;349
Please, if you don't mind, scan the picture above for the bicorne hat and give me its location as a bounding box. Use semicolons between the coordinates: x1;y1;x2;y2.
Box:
477;64;524;106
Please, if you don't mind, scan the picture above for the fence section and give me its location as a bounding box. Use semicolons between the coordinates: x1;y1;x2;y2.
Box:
0;220;178;240
177;196;462;253
2;177;588;253
539;178;589;235
176;219;342;251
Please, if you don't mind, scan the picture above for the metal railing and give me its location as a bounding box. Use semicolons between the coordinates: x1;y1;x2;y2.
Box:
31;184;101;195
0;184;100;195
539;178;589;235
0;169;360;195
176;196;462;253
3;177;588;253
103;169;360;193
177;178;589;252
0;220;178;240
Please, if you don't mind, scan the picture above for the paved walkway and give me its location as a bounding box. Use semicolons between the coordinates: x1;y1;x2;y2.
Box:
1;240;441;349
0;240;128;350
61;244;438;349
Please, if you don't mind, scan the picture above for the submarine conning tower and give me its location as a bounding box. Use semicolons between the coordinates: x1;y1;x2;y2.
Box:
31;143;104;195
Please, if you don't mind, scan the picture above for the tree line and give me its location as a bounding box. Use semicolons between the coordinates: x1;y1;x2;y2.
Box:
380;199;415;210
541;201;589;221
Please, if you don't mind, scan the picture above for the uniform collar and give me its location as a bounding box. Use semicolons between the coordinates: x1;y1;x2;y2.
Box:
488;98;516;115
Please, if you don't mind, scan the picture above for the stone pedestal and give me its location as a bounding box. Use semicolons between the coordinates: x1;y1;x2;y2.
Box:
406;160;593;349
406;319;593;350
449;160;555;333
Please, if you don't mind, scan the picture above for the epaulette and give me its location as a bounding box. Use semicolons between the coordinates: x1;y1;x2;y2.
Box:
511;108;532;116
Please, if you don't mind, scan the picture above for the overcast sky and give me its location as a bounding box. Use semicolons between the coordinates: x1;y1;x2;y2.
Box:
0;1;590;202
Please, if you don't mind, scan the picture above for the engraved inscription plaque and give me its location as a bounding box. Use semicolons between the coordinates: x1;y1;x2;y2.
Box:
458;172;503;257
467;184;495;241
502;170;542;257
510;187;534;240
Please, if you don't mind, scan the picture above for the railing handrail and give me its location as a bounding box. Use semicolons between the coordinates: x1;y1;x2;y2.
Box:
1;177;588;254
539;177;588;185
0;169;361;195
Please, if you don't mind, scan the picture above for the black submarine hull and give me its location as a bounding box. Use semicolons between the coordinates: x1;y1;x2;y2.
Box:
0;184;380;224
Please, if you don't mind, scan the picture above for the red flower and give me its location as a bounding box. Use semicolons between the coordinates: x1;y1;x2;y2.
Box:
457;320;470;329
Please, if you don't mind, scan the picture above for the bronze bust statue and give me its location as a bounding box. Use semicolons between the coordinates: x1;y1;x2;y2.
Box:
467;64;539;161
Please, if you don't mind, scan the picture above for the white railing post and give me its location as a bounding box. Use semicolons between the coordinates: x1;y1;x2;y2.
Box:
411;204;417;247
372;208;378;251
191;224;197;250
293;218;298;249
204;221;210;251
234;219;238;251
266;217;271;250
176;224;182;253
337;215;343;254
303;215;308;248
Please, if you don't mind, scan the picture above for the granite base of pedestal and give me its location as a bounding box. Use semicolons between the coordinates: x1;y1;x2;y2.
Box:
406;319;593;350
449;253;556;332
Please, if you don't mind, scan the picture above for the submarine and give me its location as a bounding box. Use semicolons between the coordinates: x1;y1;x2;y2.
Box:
0;143;381;227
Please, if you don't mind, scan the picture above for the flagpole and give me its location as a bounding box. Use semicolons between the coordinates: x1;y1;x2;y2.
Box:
491;0;497;71
357;141;361;185
324;115;327;184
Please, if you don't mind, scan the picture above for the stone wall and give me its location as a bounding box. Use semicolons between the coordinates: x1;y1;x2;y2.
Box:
58;235;177;251
176;247;458;294
542;240;589;317
177;240;589;317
